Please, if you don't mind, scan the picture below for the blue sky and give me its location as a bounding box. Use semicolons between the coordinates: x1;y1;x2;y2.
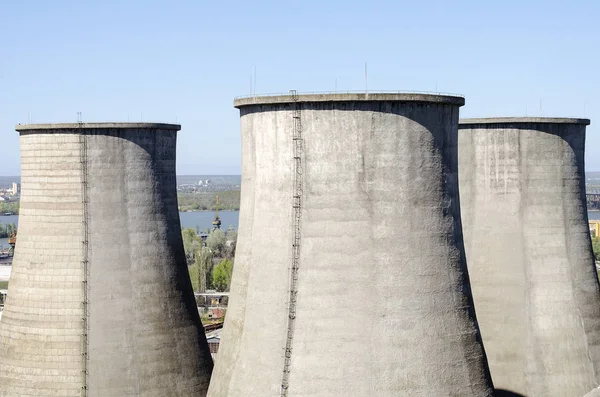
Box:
0;0;598;174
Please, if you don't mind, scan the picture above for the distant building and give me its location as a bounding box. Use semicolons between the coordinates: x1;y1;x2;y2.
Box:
195;292;229;307
212;195;221;230
212;306;225;317
590;220;600;238
205;327;222;358
10;183;20;196
198;232;209;243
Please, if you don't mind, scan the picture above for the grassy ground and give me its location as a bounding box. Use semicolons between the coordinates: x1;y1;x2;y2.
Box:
0;281;8;289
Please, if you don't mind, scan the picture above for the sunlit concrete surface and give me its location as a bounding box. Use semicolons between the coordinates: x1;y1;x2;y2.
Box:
0;123;213;397
459;118;600;397
209;93;494;397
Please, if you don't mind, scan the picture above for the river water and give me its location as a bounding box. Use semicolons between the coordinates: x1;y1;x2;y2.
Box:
0;211;239;250
2;210;599;250
588;211;600;220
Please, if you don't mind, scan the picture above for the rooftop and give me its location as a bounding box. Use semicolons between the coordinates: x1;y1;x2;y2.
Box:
205;328;223;341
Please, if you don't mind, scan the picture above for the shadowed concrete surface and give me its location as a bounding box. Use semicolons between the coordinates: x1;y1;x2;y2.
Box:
495;390;526;397
208;93;494;397
0;123;213;397
459;118;600;397
585;387;600;397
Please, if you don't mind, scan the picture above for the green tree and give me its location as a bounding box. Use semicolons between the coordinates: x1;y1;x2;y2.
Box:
225;226;236;241
182;228;202;265
206;229;226;257
225;226;237;258
212;258;233;292
0;202;19;215
195;246;213;293
176;191;240;212
0;223;15;238
592;236;600;261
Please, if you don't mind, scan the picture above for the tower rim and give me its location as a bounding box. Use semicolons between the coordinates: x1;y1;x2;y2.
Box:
15;122;182;132
234;92;465;108
459;117;590;126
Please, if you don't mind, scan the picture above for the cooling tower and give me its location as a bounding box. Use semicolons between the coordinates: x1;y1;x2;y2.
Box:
208;93;494;397
0;123;213;396
458;118;600;397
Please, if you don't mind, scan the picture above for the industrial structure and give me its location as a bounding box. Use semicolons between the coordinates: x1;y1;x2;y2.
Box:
8;231;16;250
590;219;600;238
0;123;213;396
458;118;600;397
208;93;494;397
213;195;222;230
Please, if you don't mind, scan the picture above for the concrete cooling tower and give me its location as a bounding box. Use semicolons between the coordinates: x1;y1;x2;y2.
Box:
208;93;494;397
0;123;213;396
458;118;600;397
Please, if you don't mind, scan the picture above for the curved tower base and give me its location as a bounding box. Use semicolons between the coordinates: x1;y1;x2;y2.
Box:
0;123;213;397
209;93;494;397
459;118;600;397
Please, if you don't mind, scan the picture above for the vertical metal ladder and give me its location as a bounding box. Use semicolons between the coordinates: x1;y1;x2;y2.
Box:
78;117;90;397
281;91;304;396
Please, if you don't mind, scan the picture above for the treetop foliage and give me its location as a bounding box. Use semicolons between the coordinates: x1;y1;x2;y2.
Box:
178;191;240;212
0;202;19;215
183;227;235;293
212;258;233;292
0;223;16;239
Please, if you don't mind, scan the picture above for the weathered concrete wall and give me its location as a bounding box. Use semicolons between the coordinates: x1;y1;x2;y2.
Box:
458;118;600;397
0;132;86;396
209;94;494;397
585;387;600;397
0;123;213;397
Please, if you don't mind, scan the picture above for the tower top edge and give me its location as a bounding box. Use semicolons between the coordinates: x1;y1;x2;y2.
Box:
234;92;465;108
15;122;182;132
459;117;590;126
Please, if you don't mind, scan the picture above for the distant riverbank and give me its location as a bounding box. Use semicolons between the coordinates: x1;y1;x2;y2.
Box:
179;209;239;213
179;210;239;231
0;211;239;249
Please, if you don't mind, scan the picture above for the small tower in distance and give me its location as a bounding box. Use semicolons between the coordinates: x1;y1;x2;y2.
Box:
212;195;221;230
8;231;16;256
